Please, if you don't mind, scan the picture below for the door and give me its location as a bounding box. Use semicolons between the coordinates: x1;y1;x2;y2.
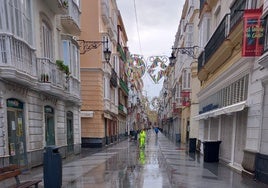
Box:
67;111;74;152
7;99;28;167
45;106;55;146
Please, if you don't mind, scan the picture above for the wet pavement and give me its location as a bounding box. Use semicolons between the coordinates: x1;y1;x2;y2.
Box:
2;130;268;188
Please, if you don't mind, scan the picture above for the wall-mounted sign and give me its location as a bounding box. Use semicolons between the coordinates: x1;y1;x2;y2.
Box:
81;111;94;118
7;98;23;109
181;91;191;107
242;9;264;57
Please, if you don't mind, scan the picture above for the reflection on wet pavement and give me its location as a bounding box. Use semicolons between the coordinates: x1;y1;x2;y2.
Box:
18;130;268;188
71;131;171;188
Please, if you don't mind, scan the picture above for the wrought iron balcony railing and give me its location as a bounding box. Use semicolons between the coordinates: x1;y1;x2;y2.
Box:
198;0;246;73
117;44;127;62
198;14;230;72
119;78;129;95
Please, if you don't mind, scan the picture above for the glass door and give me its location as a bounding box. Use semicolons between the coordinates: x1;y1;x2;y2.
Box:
7;99;27;167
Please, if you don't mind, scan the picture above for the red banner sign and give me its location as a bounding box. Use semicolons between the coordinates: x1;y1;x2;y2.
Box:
242;9;264;57
181;91;190;107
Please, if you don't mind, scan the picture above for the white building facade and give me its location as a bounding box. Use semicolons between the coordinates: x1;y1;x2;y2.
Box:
0;0;81;168
195;0;268;184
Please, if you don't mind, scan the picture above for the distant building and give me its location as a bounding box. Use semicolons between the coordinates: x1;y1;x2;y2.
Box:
80;0;129;147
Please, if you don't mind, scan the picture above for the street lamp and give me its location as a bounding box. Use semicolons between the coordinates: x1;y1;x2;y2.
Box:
77;38;111;63
103;48;112;64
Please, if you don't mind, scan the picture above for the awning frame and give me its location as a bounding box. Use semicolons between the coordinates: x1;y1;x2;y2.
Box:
194;101;247;120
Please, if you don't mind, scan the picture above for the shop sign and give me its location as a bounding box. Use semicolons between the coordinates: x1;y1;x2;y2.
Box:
242;9;264;57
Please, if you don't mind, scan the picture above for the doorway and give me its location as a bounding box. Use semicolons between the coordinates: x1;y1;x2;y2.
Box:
7;98;28;167
66;111;74;153
45;105;55;146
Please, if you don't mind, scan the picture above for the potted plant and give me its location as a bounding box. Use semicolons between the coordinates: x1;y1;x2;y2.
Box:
62;0;68;8
56;60;71;79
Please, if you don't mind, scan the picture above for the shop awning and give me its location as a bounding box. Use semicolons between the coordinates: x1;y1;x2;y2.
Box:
194;101;247;120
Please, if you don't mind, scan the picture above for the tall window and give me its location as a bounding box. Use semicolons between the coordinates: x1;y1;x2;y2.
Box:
199;14;211;47
264;16;268;52
42;21;53;59
104;77;110;99
246;0;257;9
1;0;32;44
62;40;80;78
186;24;193;47
182;69;191;90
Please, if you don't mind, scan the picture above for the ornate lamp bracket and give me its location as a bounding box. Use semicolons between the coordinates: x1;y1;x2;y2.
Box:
77;39;109;54
172;46;199;59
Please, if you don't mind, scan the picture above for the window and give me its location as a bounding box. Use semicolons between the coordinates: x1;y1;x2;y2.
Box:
176;83;181;98
246;0;257;9
214;5;221;28
62;40;80;78
104;77;110;99
73;0;80;8
264;16;268;52
0;1;8;31
42;21;53;59
182;69;191;90
62;40;70;67
199;14;211;48
186;24;193;47
1;0;32;44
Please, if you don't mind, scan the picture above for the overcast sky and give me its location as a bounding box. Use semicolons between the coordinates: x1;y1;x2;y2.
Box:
117;0;183;100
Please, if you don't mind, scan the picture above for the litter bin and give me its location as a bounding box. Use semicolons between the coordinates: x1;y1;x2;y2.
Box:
189;138;197;153
203;141;221;162
43;146;62;188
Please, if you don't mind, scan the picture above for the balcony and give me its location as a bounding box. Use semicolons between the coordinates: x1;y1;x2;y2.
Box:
117;44;127;62
36;58;67;97
198;14;233;81
0;34;37;86
61;0;81;35
118;103;127;115
198;0;246;81
66;76;80;102
110;68;118;87
45;0;68;14
101;0;110;25
119;78;129;95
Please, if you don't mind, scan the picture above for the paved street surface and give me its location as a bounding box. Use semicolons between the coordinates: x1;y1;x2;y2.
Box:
4;130;268;188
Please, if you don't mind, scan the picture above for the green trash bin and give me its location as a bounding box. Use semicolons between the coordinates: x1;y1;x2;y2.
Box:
203;141;221;162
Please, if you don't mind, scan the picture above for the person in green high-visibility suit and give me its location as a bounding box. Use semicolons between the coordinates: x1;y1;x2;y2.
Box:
139;129;146;148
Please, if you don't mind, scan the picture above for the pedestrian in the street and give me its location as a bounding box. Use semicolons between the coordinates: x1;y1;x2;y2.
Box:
139;128;146;148
154;127;159;135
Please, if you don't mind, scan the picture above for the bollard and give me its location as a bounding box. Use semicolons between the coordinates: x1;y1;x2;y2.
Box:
43;146;62;188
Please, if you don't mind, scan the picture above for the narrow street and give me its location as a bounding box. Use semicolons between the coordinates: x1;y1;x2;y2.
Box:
16;131;268;188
